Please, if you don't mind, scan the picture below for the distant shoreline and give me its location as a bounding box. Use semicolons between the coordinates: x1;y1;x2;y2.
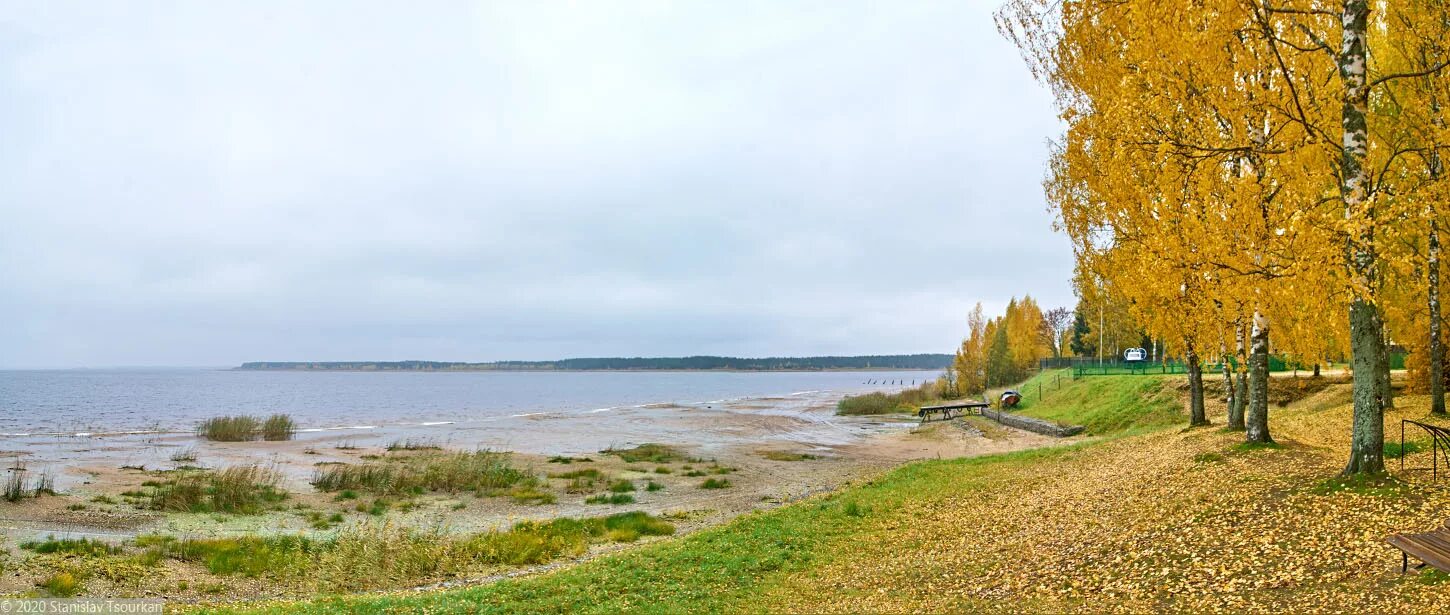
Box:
236;354;954;372
230;367;943;373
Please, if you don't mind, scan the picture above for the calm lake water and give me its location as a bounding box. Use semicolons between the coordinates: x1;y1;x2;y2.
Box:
0;368;936;435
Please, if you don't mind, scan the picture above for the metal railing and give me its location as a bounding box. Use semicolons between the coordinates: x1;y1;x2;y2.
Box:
1399;419;1450;482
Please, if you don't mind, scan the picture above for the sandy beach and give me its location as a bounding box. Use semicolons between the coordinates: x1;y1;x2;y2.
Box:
0;389;1070;600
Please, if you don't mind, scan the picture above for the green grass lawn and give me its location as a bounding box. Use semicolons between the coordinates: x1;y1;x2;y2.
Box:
1005;370;1182;436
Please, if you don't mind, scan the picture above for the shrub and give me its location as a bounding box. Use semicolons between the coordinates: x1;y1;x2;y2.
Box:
646;481;665;492
585;493;635;505
761;451;818;461
387;438;441;452
21;536;123;556
699;478;731;489
135;513;675;592
601;444;683;464
653;466;672;474
140;534;314;578
836;380;947;415
549;468;603;480
607;480;635;493
509;487;557;505
312;451;536;496
835;392;900;416
314;464;398;493
600;511;676;542
149;466;287;514
198;415;262;441
4;465;54;501
3;469;24;502
262;414;297;441
40;571;81;597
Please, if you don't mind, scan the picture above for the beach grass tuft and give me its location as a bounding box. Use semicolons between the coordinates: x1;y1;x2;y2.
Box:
386;438;442;452
197;414;296;441
262;414;297;441
22;536;124;556
131;512;673;592
699;478;731;489
312;450;537;496
760;451;818;462
601;443;684;464
40;571;82;597
509;487;557;505
148;465;287;514
197;415;262;441
3;463;54;501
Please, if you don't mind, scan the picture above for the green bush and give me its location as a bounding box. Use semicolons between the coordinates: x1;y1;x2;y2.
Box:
699;478;731;489
21;536;124;556
148;466;287;514
197;415;262;441
387;438;441;451
601;444;683;463
139;534;315;577
40;571;81;597
509;487;557;505
312;451;537;496
262;414;297;441
836;381;945;416
585;493;635;505
835;392;901;415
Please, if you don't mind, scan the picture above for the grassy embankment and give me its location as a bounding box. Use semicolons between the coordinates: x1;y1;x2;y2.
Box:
215;372;1450;613
836;369;1179;436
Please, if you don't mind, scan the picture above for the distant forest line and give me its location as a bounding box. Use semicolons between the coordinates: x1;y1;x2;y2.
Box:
237;354;954;372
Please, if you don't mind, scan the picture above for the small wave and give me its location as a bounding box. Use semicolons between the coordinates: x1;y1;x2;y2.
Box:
2;429;179;438
419;421;455;426
511;412;546;418
788;390;822;396
586;408;615;414
301;425;379;432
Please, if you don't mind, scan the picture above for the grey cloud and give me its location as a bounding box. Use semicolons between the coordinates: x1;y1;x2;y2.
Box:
0;1;1072;368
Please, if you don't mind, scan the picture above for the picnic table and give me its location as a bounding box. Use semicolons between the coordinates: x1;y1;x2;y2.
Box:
916;401;989;423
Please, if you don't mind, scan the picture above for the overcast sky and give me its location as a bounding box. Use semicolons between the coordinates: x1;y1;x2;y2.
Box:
0;1;1071;369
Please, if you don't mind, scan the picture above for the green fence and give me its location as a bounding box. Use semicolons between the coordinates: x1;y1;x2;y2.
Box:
1067;353;1405;378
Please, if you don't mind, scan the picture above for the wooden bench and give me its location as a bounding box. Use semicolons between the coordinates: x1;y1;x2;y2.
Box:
917;401;989;423
1386;520;1450;573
